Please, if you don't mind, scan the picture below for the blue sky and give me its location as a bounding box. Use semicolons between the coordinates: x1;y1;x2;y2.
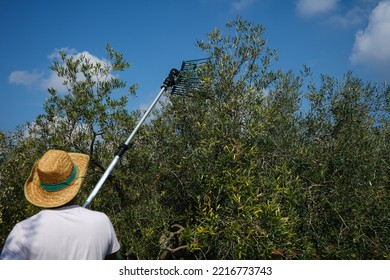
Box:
1;0;389;132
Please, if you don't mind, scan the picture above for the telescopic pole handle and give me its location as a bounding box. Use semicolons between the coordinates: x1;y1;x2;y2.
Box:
82;68;179;208
82;87;166;208
82;155;121;207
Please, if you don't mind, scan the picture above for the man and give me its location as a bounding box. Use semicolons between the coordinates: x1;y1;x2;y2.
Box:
0;150;120;260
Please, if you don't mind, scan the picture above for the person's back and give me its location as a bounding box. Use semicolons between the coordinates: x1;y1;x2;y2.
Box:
1;205;119;260
0;150;120;260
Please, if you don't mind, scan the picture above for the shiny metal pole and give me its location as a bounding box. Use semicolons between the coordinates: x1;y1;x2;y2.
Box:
82;69;179;208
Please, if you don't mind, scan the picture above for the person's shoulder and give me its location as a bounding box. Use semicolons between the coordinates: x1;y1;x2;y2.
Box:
19;209;46;222
78;206;106;215
78;206;111;220
11;210;46;231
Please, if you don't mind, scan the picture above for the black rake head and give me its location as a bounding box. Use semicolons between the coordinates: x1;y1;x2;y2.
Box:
170;58;209;95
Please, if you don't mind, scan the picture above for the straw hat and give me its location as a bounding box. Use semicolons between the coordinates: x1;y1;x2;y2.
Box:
24;150;90;208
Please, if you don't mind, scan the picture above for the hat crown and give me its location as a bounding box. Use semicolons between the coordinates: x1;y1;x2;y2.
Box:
37;150;74;185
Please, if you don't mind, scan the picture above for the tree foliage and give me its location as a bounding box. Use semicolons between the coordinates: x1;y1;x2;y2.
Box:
1;17;389;259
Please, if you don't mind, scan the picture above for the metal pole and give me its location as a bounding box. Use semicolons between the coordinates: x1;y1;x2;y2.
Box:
82;68;179;208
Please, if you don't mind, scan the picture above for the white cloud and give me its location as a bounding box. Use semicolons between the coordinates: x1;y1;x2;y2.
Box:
47;47;77;60
232;0;255;12
328;6;367;28
44;50;113;93
296;0;339;16
9;49;113;94
8;70;43;86
350;1;390;77
40;71;68;93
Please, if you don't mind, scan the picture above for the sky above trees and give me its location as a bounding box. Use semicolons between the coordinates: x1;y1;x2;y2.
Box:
1;0;389;131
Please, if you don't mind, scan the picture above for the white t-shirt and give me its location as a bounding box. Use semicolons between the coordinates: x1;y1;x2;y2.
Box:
0;205;120;260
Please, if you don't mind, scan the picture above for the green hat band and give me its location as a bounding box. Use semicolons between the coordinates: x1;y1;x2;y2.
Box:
40;164;78;192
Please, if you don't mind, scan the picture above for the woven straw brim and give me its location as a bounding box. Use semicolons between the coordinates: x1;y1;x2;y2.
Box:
24;153;90;208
